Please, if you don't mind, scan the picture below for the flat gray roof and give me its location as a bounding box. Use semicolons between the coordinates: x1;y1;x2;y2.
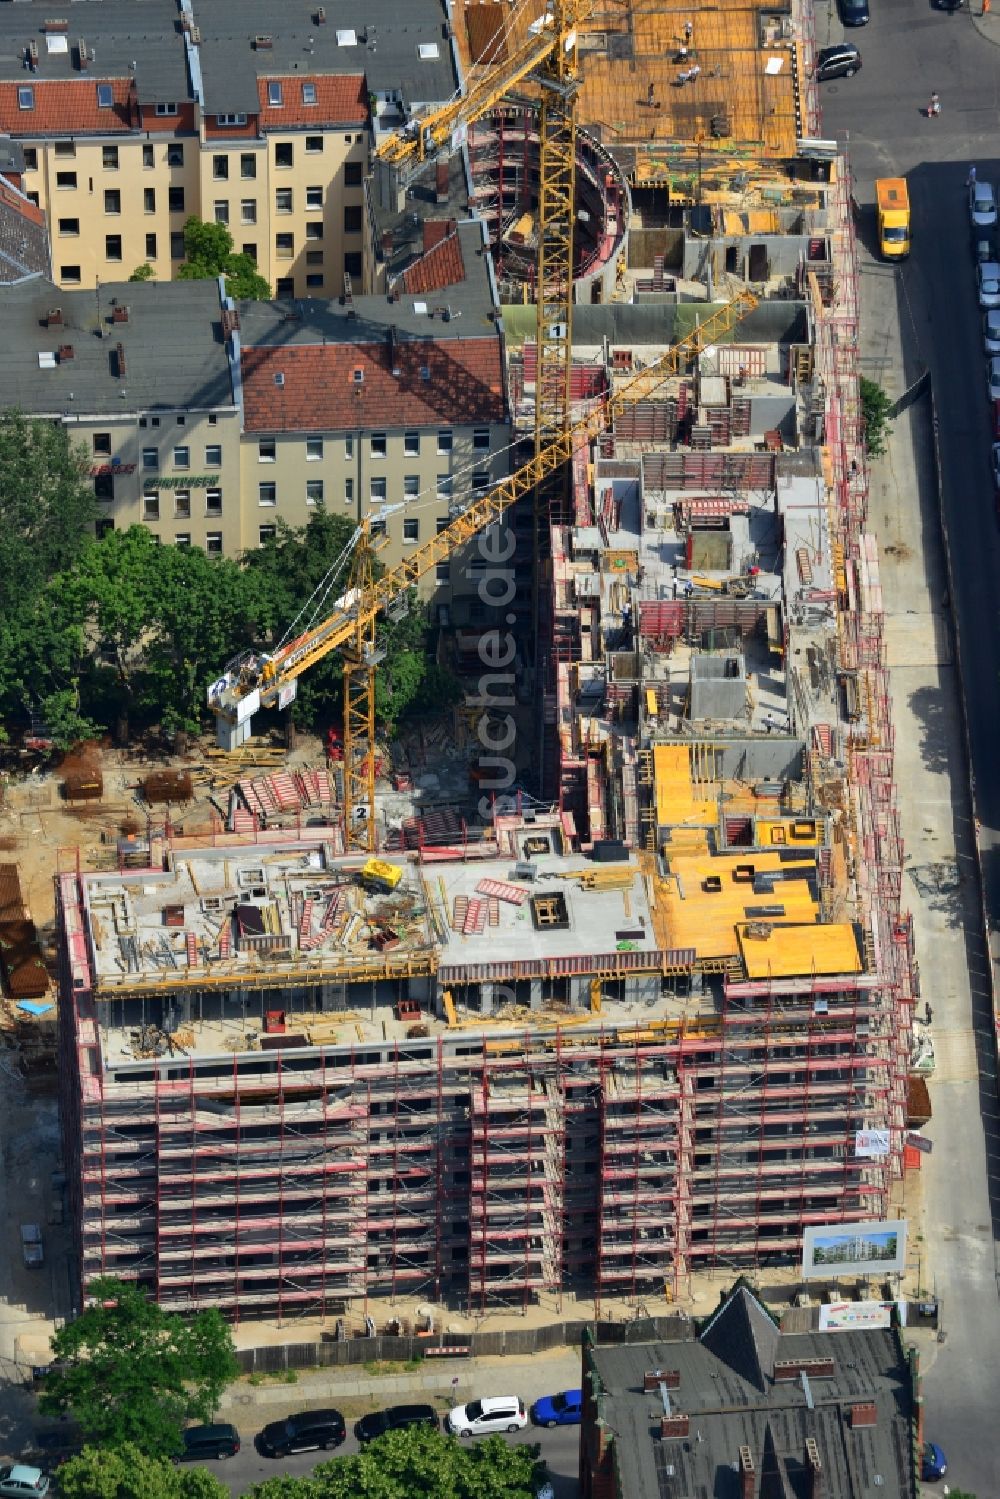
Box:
194;0;457;117
0;278;234;416
0;0;191;103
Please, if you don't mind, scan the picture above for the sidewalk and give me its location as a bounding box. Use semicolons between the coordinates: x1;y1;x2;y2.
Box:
970;1;1000;44
218;1346;583;1431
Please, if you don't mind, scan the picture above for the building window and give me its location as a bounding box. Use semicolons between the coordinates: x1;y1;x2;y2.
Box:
156;103;179;117
216;114;247;128
276;233;294;258
214;201;229;225
206;532;223;556
474;428;490;450
259;483;277;506
105;234;122;261
205;444;222;467
213;155;229;181
306;273;324;289
267;81;283;107
437;516;449;533
371;518;386;539
142;144;154;168
58;217;80;236
305;222;323;241
344;161;363;187
103;145;119;170
404;431;419;456
145;233;157;258
167;145;184;168
206;488;223;516
437;474;453;500
241;199;257;225
170;231;185;259
18;87;34;111
174;532;191;547
472;469;490;494
241;153;256;179
370;477;387;502
59;264;81;284
437;429;453;454
23;148;37;171
404;475;419;498
306;250;323;266
344;251;362;278
104;189;121;214
173;446;190;469
306;438;323;461
168;187;185;213
259;525;277;545
177;414;186;426
306;479;324;505
343;205;363;234
436;561;450;582
56;172;77;190
142;448;158;469
151;417;161;427
95;518;115;540
275;142;293;168
208;414;218;426
243;243;257;262
275;276;294;297
142;493;160;521
174;490;192;520
344;477;354;505
96;84;114;110
258;439;276;462
403;518;419;543
306;185;323;208
143;187;156;214
302;82;317;105
370;432;387;457
345;436;354;458
55;141;76;158
305;135;323;154
92;432;112;456
275;187;293;214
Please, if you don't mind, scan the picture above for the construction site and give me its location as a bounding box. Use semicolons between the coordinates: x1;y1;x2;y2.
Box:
32;0;930;1328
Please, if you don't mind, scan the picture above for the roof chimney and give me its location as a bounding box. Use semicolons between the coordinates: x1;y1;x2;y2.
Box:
804;1436;822;1499
57;344;74;362
435;159;449;204
111;304;130;324
738;1444;755;1499
659;1414;688;1439
849;1402;877;1429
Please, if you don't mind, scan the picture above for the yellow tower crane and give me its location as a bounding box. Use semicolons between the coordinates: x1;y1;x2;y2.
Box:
208;290;759;848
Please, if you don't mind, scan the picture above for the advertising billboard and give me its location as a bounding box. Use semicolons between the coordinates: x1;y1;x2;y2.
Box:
801;1219;907;1280
854;1129;890;1159
818;1300;893;1332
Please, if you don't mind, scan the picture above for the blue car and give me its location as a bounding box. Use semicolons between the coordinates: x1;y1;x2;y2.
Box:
529;1390;582;1428
921;1442;947;1481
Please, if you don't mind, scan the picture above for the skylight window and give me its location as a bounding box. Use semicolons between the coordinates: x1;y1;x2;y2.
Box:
302;82;317;104
97;84;114;108
18;87;34;110
336;29;357;46
418;42;440;60
267;81;283;107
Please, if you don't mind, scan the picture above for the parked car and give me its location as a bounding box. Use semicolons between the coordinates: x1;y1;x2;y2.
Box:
815;43;862;81
987;359;1000;402
257;1410;346;1458
970;180;998;229
935;0;963;10
355;1405;439;1444
983;311;1000;353
177;1425;241;1462
974;232;996;264
530;1390;583;1428
992;398;1000;439
978;261;1000;308
445;1396;528;1437
19;1226;43;1269
921;1442;947;1481
991;444;1000;489
838;0;870;23
0;1469;49;1499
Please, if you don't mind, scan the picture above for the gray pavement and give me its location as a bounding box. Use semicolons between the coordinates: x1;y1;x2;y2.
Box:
823;4;1000;1493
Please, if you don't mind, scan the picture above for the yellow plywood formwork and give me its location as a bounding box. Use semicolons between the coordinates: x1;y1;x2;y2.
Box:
659;849;819;961
737;921;862;979
756;818;822;848
653;745;718;828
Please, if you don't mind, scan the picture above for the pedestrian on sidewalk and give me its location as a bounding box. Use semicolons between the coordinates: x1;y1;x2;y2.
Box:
984;0;991;18
927;92;941;118
968;165;978;187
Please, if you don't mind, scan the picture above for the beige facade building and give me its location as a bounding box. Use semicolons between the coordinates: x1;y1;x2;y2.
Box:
0;0;457;297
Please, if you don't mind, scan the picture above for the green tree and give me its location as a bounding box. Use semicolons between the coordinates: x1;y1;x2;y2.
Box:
0;411;96;610
177;216;270;299
247;1428;543;1499
860;375;893;459
39;1277;238;1458
57;1444;230;1499
129;262;156;282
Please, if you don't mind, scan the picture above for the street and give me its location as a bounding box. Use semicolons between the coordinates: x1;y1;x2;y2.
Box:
821;2;1000;1494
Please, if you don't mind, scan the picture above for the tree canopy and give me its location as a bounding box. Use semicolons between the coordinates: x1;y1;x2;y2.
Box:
39;1277;238;1459
177;216;271;300
57;1444;230;1499
246;1427;543;1499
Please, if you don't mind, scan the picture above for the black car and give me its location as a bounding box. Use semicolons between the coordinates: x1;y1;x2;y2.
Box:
935;0;963;10
838;0;870;22
815;43;862;81
257;1410;346;1458
355;1405;440;1444
178;1425;241;1462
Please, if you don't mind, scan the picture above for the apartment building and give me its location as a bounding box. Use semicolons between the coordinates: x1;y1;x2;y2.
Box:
0;0;457;295
0;218;511;573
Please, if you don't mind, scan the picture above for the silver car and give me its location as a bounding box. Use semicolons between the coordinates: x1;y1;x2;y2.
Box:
984;311;1000;353
979;261;1000;308
992;443;1000;490
970;180;998;228
987;357;1000;403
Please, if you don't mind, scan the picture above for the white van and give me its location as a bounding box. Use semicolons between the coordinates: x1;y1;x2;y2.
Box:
445;1396;527;1436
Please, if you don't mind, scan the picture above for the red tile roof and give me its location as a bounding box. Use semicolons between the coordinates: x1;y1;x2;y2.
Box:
423;219;457;252
0;176;45;226
257;75;367;128
399;231;466;295
0;79;137;136
241;338;505;432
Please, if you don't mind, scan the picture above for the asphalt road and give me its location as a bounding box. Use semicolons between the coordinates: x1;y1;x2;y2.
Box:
190;1421;580;1497
822;4;1000;1495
